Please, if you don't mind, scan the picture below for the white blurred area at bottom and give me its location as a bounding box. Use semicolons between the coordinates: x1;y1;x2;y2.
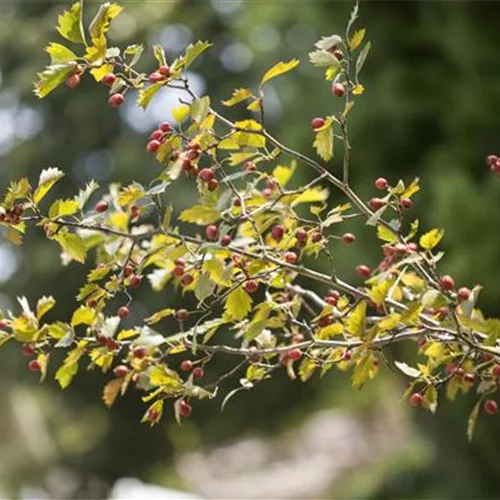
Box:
109;478;199;500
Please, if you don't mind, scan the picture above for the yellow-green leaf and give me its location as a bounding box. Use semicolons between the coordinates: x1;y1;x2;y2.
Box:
172;104;191;122
349;28;366;51
183;41;212;69
191;96;210;123
149;365;183;392
54;233;87;263
369;279;394;306
272;163;296;187
299;358;318;382
34;167;65;205
313;120;334;161
179;205;220;225
261;59;300;85
419;228;444;251
346;301;366;338
145;308;175;325
71;306;96;327
34;64;75;98
138;83;162;109
56;2;85;44
376;224;398;244
224;287;253;321
89;2;123;43
55;362;78;389
36;296;56;320
48;199;80;219
316;323;343;340
222;88;254;107
45;43;77;64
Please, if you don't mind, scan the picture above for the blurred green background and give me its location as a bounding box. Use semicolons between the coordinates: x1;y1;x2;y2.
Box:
1;1;500;498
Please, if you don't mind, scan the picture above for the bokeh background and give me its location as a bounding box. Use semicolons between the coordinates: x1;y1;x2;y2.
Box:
1;1;500;498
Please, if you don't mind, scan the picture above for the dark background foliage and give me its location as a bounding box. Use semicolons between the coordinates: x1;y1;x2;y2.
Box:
1;1;500;498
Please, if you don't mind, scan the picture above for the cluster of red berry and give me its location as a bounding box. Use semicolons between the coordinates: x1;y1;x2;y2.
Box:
0;204;24;225
486;154;500;174
146;122;173;153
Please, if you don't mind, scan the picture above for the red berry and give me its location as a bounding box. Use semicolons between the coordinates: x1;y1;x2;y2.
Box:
464;373;475;384
21;344;35;356
244;161;257;172
149;129;163;142
175;257;186;267
95;201;109;213
492;365;500;377
288;348;302;361
181;160;193;172
439;275;455;291
173;266;184;278
311;117;326;130
484;399;498;415
107;338;119;351
292;333;305;343
369;198;385;210
28;359;41;372
66;73;81;89
108;93;125;108
356;264;371;278
409;393;424;407
133;347;147;359
311;231;322;243
486;155;498;165
329;290;341;300
175;309;189;322
117;306;130;319
233;198;242;207
205;224;219;241
408;242;418;252
284;251;297;264
221;234;232;247
244;280;259;294
401;198;413;209
103;73;117;87
271;224;285;242
96;333;109;345
129;274;142;289
149;72;163;83
375;177;388;190
341;232;355;244
263;187;273;199
193;367;204;379
332;82;345;97
113;365;129;378
295;229;307;242
457;287;471;301
159;65;171;77
393;243;409;255
207;179;219;191
159;122;172;133
180;360;193;372
181;274;194;286
318;314;332;327
342;350;352;361
179;400;192;417
185;149;200;161
146;140;161;153
326;296;337;306
198;168;215;182
0;319;8;329
445;363;458;375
